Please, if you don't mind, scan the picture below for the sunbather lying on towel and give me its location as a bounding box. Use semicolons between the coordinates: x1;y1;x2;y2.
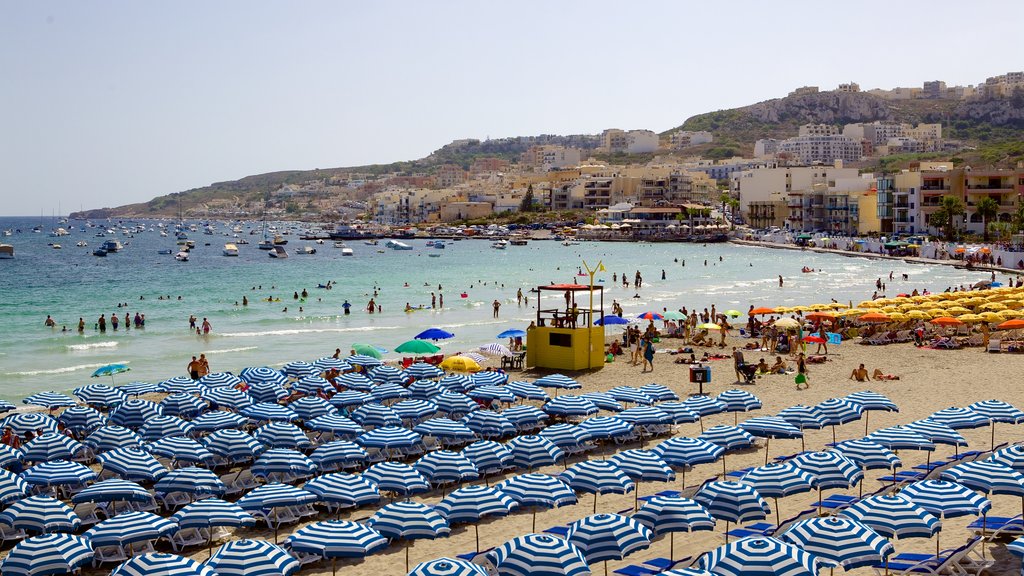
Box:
872;369;900;381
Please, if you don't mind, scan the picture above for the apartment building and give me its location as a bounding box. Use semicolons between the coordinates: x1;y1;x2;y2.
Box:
434;164;468;188
732;164;864;233
522;145;581;170
777;135;863;164
601;129;660;153
469;157;511;175
798;124;839;137
667;130;713;149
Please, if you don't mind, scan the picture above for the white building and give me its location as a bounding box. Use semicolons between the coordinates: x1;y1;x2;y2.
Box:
668;130;713;149
754;139;781;158
777;135;862;164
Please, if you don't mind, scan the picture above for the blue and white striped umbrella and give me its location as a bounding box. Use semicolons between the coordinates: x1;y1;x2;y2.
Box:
23;392;77;409
302;414;363;438
197;372;244;389
0;400;15;413
85;511;176;546
303;473;380;507
335;372;375;391
139;415;195;441
610;450;675;482
486;533;590;576
97;446;167;481
633;496;716;535
740;417;802;439
202;429;265;463
0;469;29;505
240;367;289;387
498;473;578;508
839;494;940;539
309;440;368;469
73;384;128;408
284;520;387;560
0;444;22;469
312;357;353;372
252;449;317;479
506;381;550;401
109;399;163;428
246;383;289;404
942;460;1024;496
618;406;671;425
20;433;85;463
578;416;634;440
844;391;898;412
898;480;991;518
567;513;651;564
608;386;655;406
371;382;411;403
717;389;763;414
281;361;318;379
581;393;624;412
791;452;862;490
405;362;445;380
470;371;507;388
503;405;549;427
740;463;815;499
657;402;701;424
544;395;599;417
73;478;151;504
160;393;207;417
468;385;516;403
206;538;299;576
776;405;826;431
904;419;967;447
1;413;59;437
435;485;518;524
84;425;142;453
700;425;755;450
351;403;402;427
287;396;335;421
408;558;488;576
437;374;473;394
928;407;989;430
155;467;226;496
988;444;1024;473
814;398;863;439
329;391;372;410
533;374;581;390
700;536;820;576
146;436;216;466
191;411;248;432
0;495;80;533
695;482;771;525
292;376;335;397
202;388;253;411
170;499;256;530
1007;536;1024;557
366;501;450;540
119;381;161;396
363;461;430;496
434;392;480;416
968;399;1024;422
683;395;727;417
57;406;108;434
653;437;724;468
111;553;217;576
0;533;94;576
242;403;299;424
254;422;311;450
539;423;592;448
394;399;439;421
21;460;96;488
866;427;935;451
237;483;318;512
413;418;477;442
640;383;679;402
407;379;445;401
160;376;203;395
507;434;565;469
415;451;480;484
461;410;517;438
461;440;513;475
832;440;901;470
560;461;635;496
356;426;423;450
368;365;409;385
781;516;893;570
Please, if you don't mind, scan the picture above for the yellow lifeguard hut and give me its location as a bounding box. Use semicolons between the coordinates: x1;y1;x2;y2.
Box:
525;282;605;371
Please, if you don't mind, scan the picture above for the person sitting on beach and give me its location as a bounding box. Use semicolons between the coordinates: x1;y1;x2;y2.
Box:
769;356;787;374
872;369;900;381
609;340;624;356
755;358;769;373
849;363;870;382
1;427;20;449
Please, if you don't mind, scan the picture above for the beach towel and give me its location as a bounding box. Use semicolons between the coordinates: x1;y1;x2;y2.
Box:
826;332;842;345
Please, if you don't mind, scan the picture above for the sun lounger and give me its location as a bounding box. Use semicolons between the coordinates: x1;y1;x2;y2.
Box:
456;547;494;562
644;557;675;571
726;522;775;539
92;545;129;566
872;536;988;576
613;565;660;576
73;502;107;527
169;527;208;551
543;525;569;537
0;522;27;543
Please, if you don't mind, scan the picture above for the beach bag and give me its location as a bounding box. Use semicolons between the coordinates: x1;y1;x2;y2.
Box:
794;373;807;385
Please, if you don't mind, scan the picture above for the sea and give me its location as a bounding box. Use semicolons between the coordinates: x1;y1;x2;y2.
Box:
0;216;993;401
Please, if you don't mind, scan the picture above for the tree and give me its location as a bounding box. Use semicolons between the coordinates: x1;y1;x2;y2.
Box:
519;185;535;213
1013;202;1024;233
975;196;999;243
928;195;965;240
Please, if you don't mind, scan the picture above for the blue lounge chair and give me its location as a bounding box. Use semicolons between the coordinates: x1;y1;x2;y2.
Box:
543;525;569;537
726;521;774;539
614;565;660;576
644;557;673;571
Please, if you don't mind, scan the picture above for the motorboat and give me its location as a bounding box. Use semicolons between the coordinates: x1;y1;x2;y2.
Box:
273;235;287;246
510;238;528;246
223;243;239;257
158;249;173;255
363;239;378;246
385;239;413;250
341;247;354;257
333;241;347;248
0;244;11;259
92;248;107;257
175;251;189;261
269;246;288;259
492;240;508;249
101;239;122;252
294;246;316;255
76;241;88;247
236;239;249;245
258;238;274;250
51;244;61;249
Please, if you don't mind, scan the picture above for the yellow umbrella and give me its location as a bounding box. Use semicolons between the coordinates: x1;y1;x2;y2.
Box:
945;306;971;315
773;307;793;314
808;304;833;311
1003;300;1024;310
979;311;1004;323
791;306;810;312
906;310;931;320
957;314;984;323
979;302;1008;311
774;318;800;329
699;322;722;330
828;303;850;310
439;356;482;373
888;312;909;322
999;309;1024;319
858;300;880;308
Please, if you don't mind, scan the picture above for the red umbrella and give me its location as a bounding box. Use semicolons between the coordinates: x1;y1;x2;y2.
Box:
637;312;664;321
802;335;826;344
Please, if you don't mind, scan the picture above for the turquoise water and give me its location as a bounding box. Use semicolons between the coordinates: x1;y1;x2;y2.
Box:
0;216;992;400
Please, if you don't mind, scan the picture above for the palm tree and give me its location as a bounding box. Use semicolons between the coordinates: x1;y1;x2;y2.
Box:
929;195;965;241
975;196;999;242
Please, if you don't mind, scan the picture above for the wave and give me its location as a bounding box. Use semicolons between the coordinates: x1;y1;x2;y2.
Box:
5;362;126;377
66;341;119;351
219;326;401;338
204;346;259;355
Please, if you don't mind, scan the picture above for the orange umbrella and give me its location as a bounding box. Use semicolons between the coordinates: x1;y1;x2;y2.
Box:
857;312;891;323
806;312;836;322
930;317;964;326
996;319;1024;330
750;307;777;315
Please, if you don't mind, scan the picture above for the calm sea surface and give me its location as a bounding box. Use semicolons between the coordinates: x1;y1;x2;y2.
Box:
0;216;991;400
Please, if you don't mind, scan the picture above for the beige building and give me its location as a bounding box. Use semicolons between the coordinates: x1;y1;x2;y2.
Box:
798;124;839;137
439;201;493;222
601;129;659;153
667;130;713;149
522;145;581;170
434;164;468;188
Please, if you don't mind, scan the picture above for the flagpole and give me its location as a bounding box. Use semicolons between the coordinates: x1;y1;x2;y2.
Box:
582;260;603;370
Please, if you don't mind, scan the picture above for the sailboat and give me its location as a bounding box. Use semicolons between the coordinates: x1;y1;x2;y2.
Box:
258;199;274;250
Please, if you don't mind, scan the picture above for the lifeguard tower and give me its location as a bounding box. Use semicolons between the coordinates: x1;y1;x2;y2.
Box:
525;283;605;371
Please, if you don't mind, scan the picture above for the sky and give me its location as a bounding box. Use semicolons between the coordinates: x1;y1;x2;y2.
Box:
2;0;1022;216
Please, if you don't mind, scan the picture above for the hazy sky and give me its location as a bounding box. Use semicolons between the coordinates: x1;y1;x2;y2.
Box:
2;1;1022;216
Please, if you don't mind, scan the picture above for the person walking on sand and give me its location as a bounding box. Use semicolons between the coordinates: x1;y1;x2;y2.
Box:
198;354;209;377
492;299;501;318
795;353;809;390
732;347;744;382
641;336;655;373
815;324;828;355
187;356;202;380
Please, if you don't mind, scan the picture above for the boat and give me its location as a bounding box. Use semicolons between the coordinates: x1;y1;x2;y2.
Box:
341;247;354;257
236;239;249;245
329;223;378;240
333;241;347;248
428;253;441;258
76;241;88;247
294;246;316;255
363;239;378;246
492;240;508;249
433;242;446;249
0;244;12;259
158;249;173;255
92;248;107;257
101;239;122;252
51;244;61;249
223;243;239;257
509;238;528;246
273;235;287;246
385;239;413;250
269;246;288;259
258;238;274;250
175;251;190;261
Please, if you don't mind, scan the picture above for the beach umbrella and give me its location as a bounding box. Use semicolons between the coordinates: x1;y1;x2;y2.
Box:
839;494;940;539
356;426;423;452
844;391;898;435
73;478;152;510
0;469;28;504
462;410;516;438
88;363;131;386
369;365;409;386
281;361;318;379
160;393;207;417
781;516;892;571
287;396;335;420
700;425;755;461
534;373;581;392
57;406;107;434
368;501;451;572
942;460;1024;522
653;437;724;488
435;485;518;552
335;372;375;391
364;461;431;497
633;496;716;561
415;450;479;486
409;558;488;576
507;435;565;470
607;386;654;406
471;371;508;388
578;416;634;441
0;400;14;414
73;383;127;408
240;366;288;387
20;433;85;463
904;419;968;458
109;399;163;428
0;444;22;470
684;396;727;430
968;399;1024;449
866;426;935;453
657;402;701;424
776;405;825;450
701;537;820;576
0;413;59;437
371;382;413;403
0;533;94;576
576;393;619;413
504;405;549;428
191;411;248;432
407;379;445;401
740;463;815;526
307;437;367;470
560;461;635;514
717;390;763;425
254;422;312;451
201;388;253;411
120;381;160;396
146;436;216;466
437;374;473;393
155;467;226;497
329;390;371;409
928;406;989;430
139;415;195;441
486;533;590;576
594;315;629;326
436;392;480;417
832;440;901;496
197;372;244;389
292;376;335;397
416;328;455;340
312;357;353;372
246;383;289;404
346;353;384;366
303;473;380;509
285;520;388;575
202;429;264;463
506;381;549;401
405;361;445;380
351;403;403;427
21;460;96;491
160;376;203;395
898;480;990;537
480;342;513;357
638;312;664;321
97;446;167;481
610;449;675;508
396;340;443;356
0;495;79;533
545;395;599;417
498;473;578;531
497;329;527;339
394;399;440;421
540;423;592;449
695;481;771;542
791;452;862;512
567;513;651;573
85;511;176;548
206;539;299;576
237;483;318;541
413;418;476;443
242;403;299;424
640;383;679;402
252;449;317;480
23;392;77;410
169;498;256;532
461;440;513;476
739;417;803;465
618;406;671;425
989;444;1024;473
111;553;216;576
814;399;863;444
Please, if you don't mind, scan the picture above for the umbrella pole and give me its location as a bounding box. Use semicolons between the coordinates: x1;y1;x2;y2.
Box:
775;497;781;528
724;520;730;543
405;541;410;574
722;456;726;477
991;422;995;452
670;532;675;562
333;558;337;576
532;510;537;532
864;412;869;437
832;425;837;445
801;435;805;452
818;488;823;515
208;533;213;559
594;492;598;514
634;486;639;512
681;467;686;491
765;437;771;465
475;524;480;554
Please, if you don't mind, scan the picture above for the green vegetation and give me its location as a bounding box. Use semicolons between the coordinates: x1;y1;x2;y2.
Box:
975;196;999;242
929;195;965;240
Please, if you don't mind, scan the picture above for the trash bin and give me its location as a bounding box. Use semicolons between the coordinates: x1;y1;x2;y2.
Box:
689;365;710;384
